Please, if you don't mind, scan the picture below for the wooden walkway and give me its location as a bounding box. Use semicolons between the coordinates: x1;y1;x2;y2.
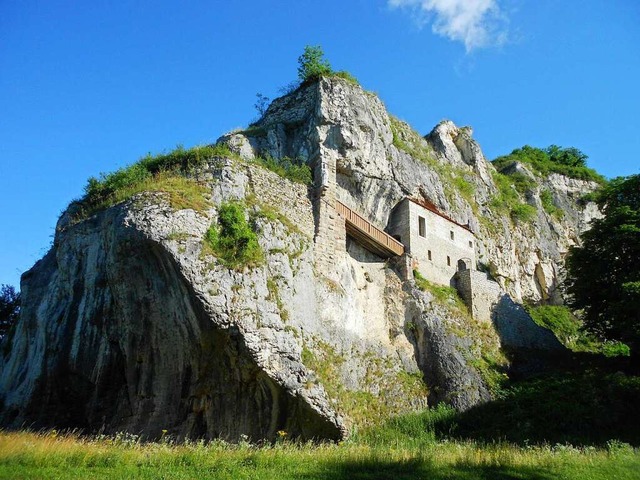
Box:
336;201;404;258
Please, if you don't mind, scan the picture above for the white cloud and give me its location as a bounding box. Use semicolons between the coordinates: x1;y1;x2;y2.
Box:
389;0;508;52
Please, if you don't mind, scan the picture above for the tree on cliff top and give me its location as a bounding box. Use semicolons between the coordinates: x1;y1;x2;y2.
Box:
492;145;605;184
297;45;333;82
566;174;640;355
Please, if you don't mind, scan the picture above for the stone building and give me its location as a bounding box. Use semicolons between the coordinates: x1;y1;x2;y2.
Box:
388;198;476;287
384;197;501;322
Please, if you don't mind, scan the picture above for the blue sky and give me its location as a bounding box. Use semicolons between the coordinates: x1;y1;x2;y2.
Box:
1;0;639;288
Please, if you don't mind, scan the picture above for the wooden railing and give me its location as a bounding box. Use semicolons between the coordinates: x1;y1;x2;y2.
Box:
336;201;404;257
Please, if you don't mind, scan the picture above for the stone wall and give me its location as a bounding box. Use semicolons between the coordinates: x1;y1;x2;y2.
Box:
455;270;502;322
245;163;315;238
390;199;476;287
313;154;346;281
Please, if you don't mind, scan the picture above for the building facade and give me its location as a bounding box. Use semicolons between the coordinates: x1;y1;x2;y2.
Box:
389;198;476;287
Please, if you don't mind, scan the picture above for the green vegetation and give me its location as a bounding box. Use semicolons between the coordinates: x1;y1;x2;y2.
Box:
489;144;608;224
527;305;583;346
413;270;509;396
301;337;428;429
443;366;640;448
204;201;263;269
253;156;313;185
2;411;639;480
566;174;640;356
490;171;538;224
75;144;233;219
166;231;191;242
296;45;359;86
526;305;630;356
332;69;359;86
389;116;434;164
510;203;537;223
493;145;606;184
297;45;332;82
413;269;470;319
3;325;639;479
540;189;564;219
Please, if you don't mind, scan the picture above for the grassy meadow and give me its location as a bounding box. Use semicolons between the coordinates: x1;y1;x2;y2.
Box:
1;428;639;480
2;345;639;479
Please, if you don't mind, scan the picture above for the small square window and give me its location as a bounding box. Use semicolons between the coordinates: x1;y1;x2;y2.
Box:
418;216;426;237
469;241;473;248
450;231;455;240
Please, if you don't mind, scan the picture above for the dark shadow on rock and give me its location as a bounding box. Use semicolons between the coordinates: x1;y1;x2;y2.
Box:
402;286;491;411
492;295;564;351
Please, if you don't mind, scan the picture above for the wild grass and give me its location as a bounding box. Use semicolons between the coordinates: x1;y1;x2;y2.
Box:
252;155;313;185
2;351;638;479
510;203;538;223
540;189;564;219
0;427;638;480
413;269;470;319
526;304;630;356
490;171;538;224
74;144;231;220
203;201;263;269
74;172;210;220
446;367;640;448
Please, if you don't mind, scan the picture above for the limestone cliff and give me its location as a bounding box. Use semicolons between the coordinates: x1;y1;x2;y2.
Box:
228;78;599;304
0;77;598;441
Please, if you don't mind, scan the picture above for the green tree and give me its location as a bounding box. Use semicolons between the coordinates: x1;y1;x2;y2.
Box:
545;145;588;168
566;174;640;354
492;144;604;183
297;45;332;82
0;284;20;338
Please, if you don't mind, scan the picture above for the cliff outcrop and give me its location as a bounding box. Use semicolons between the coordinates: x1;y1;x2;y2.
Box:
0;77;598;441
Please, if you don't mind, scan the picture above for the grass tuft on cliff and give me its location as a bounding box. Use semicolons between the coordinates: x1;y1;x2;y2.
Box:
253;156;313;185
204;201;263;269
413;269;469;318
526;304;630;356
74;144;233;219
489;170;538;224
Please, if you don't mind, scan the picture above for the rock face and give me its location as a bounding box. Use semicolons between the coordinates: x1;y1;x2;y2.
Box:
0;77;598;441
1;186;341;441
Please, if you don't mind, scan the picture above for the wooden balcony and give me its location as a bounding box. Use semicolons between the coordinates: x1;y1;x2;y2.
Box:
335;201;404;258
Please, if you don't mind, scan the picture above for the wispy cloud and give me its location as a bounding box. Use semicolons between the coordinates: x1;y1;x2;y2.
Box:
388;0;509;52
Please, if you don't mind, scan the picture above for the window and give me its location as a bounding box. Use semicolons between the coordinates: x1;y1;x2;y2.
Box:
469;240;473;248
447;256;451;266
418;216;426;237
428;250;432;261
450;231;455;241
